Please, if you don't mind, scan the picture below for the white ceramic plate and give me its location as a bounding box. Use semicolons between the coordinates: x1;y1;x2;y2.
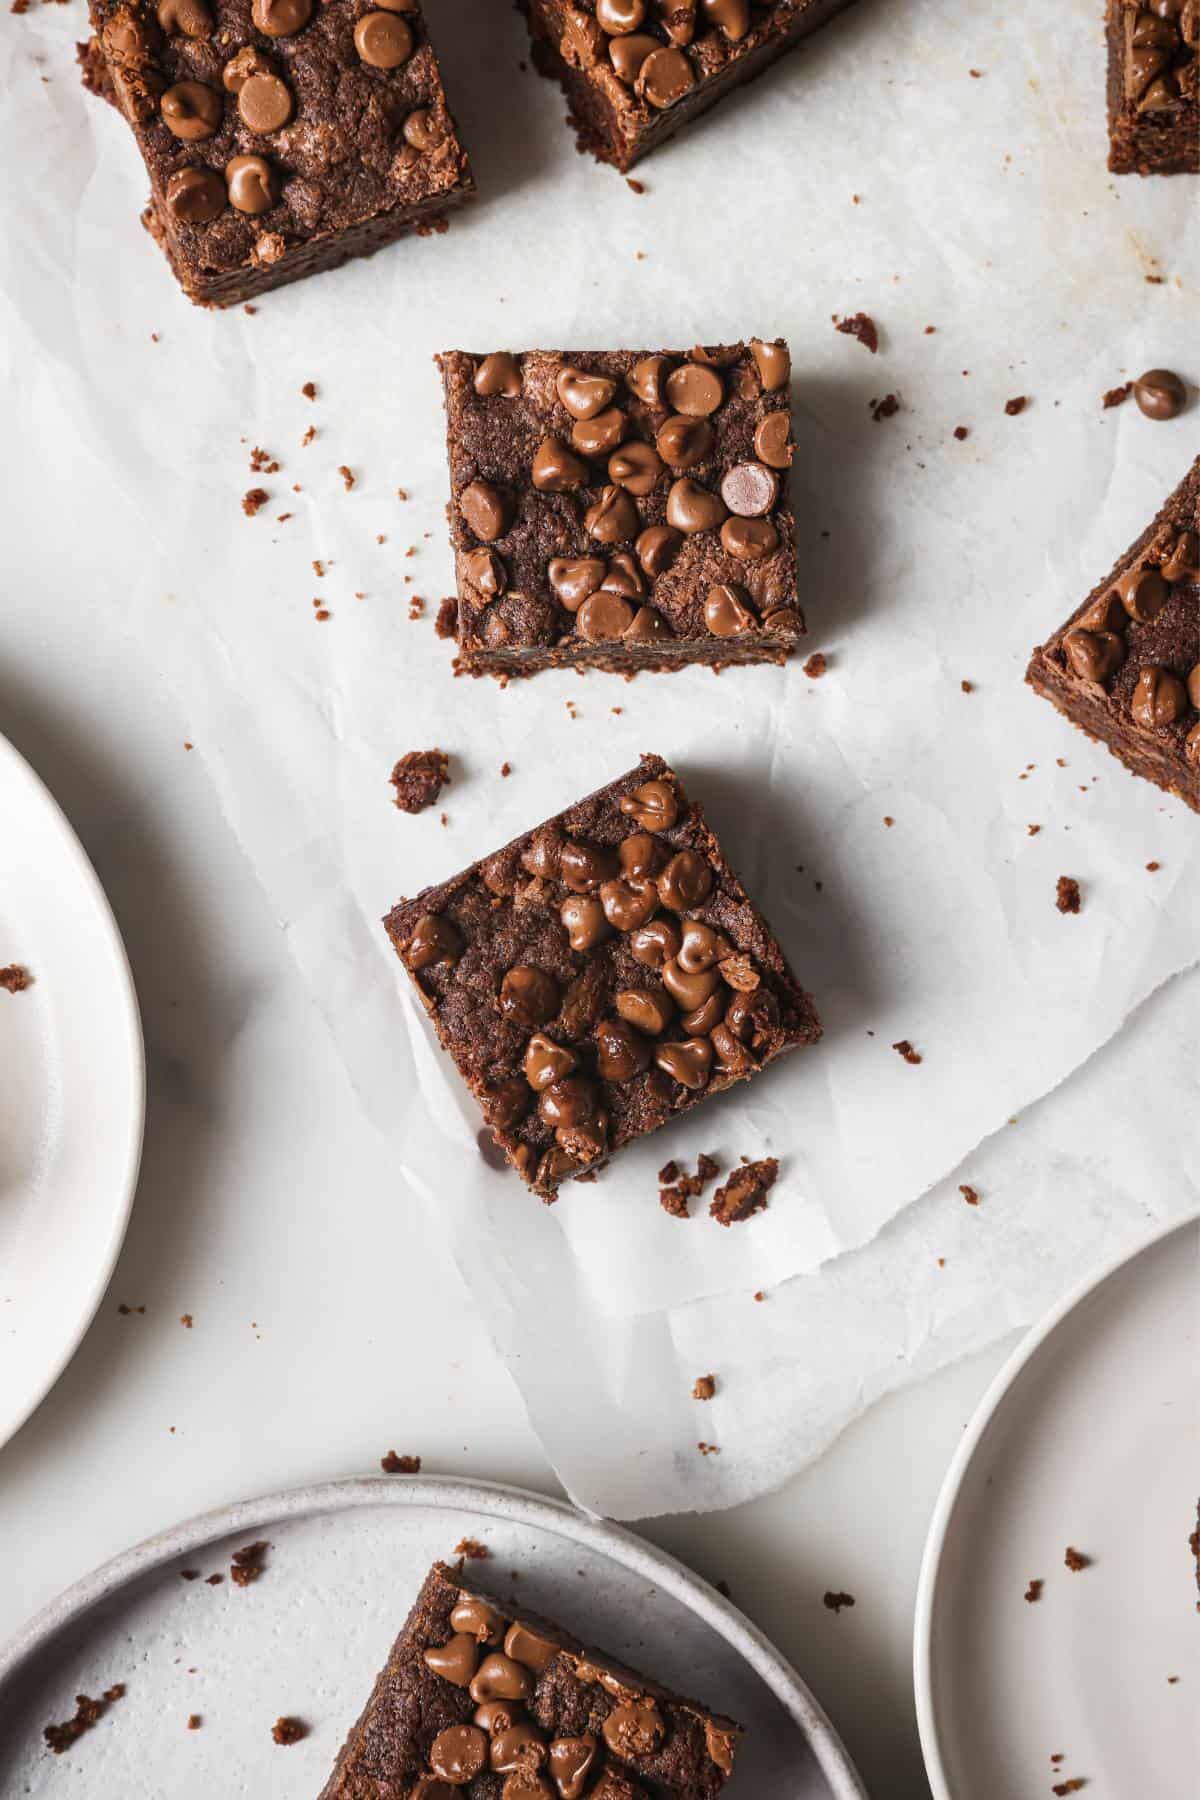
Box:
0;732;144;1449
0;1475;866;1796
915;1213;1200;1800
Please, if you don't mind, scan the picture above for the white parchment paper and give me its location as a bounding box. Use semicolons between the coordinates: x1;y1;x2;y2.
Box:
2;0;1197;1513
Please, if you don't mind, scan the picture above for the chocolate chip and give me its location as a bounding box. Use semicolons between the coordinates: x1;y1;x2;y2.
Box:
666;478;726;533
576;591;635;640
548;557;606;609
654;1038;712;1089
616;986;674;1035
1063;628;1125;683
681;988;726;1033
474;353;522;398
538;1076;599;1129
354;10;413;66
1163;530;1199;583
636;523;682;575
523;1034;579;1090
403;107;445;150
532;435;588;492
665;361;724;417
560;896;610;952
599;875;659;929
474;1700;518;1734
662;958;721;1010
625;606;673;641
561;841;619;891
660;0;698;44
423;1634;480;1687
750;338;791;391
460;479;510;542
251;0;310;35
584;486;639;544
1113;564;1169;622
704;584;757;636
762;606;803;634
595;1018;652;1080
711;1022;753;1072
599;551;645;598
627;354;672;406
703;0;751;38
596;0;646;28
720;461;779;517
481;1079;530;1134
160;80;222;140
1188;661;1200;710
166;166;225;223
618;830;667;877
1133;368;1187;421
677;919;730;971
656;414;714;469
225;153;280;214
572;407;628;457
609;31;659;82
430;1725;487;1784
469;1654;535;1706
498;966;560;1029
720;515;779;560
635;45;695;107
549;1736;598;1799
408;913;461;971
502;1623;557;1672
556;365;618;421
156;0;211;36
1077;590;1127;634
609;440;665;495
237;70;292;132
1131;665;1188;728
619;777;680;831
491;1721;551;1773
628;918;682;970
658;849;713;909
463;547;506;598
754;411;793;469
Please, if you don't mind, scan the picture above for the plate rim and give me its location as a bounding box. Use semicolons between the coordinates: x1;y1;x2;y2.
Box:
912;1206;1200;1799
0;731;146;1451
0;1472;868;1799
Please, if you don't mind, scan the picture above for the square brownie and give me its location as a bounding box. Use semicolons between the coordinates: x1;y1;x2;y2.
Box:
439;341;804;679
1106;0;1198;175
517;0;858;173
1026;454;1200;809
384;755;820;1200
81;0;473;305
319;1559;743;1798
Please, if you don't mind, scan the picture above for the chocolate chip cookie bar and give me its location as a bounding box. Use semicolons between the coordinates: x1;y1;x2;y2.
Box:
81;0;473;305
320;1559;743;1798
1106;0;1199;174
517;0;858;172
384;755;820;1200
1026;454;1200;809
440;341;804;678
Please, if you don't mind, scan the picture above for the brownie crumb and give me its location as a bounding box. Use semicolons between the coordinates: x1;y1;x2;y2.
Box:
1146;860;1160;872
390;748;449;815
658;1159;680;1184
301;382;317;400
301;425;316;447
249;447;279;474
803;651;828;679
242;488;269;517
692;1374;717;1401
117;1303;145;1315
1056;876;1082;915
961;679;974;693
454;1537;490;1560
659;1187;690;1218
953;425;969;441
709;1157;778;1226
499;761;512;777
230;1540;269;1587
1;963;32;992
834;311;879;354
1028;823;1041;836
870;393;900;422
892;1039;923;1065
187;1713;201;1729
338;465;355;491
272;1716;308;1746
823;1591;855;1613
43;1684;126;1754
180;1313;193;1328
1102;382;1132;409
753;1290;766;1302
626;177;645;194
180;1569;200;1581
696;1152;720;1185
1024;1578;1043;1603
960;1184;980;1205
1064;1546;1091;1571
1051;1781;1086;1796
1005;396;1028;416
381;1450;421;1474
697;1441;721;1456
205;1573;223;1586
434;597;458;640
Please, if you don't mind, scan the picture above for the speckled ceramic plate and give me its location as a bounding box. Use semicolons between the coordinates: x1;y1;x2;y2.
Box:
0;1475;867;1796
0;731;144;1451
915;1213;1200;1800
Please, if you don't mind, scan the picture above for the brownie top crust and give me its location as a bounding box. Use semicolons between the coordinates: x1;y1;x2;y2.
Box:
87;0;472;281
319;1559;742;1799
384;755;820;1198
